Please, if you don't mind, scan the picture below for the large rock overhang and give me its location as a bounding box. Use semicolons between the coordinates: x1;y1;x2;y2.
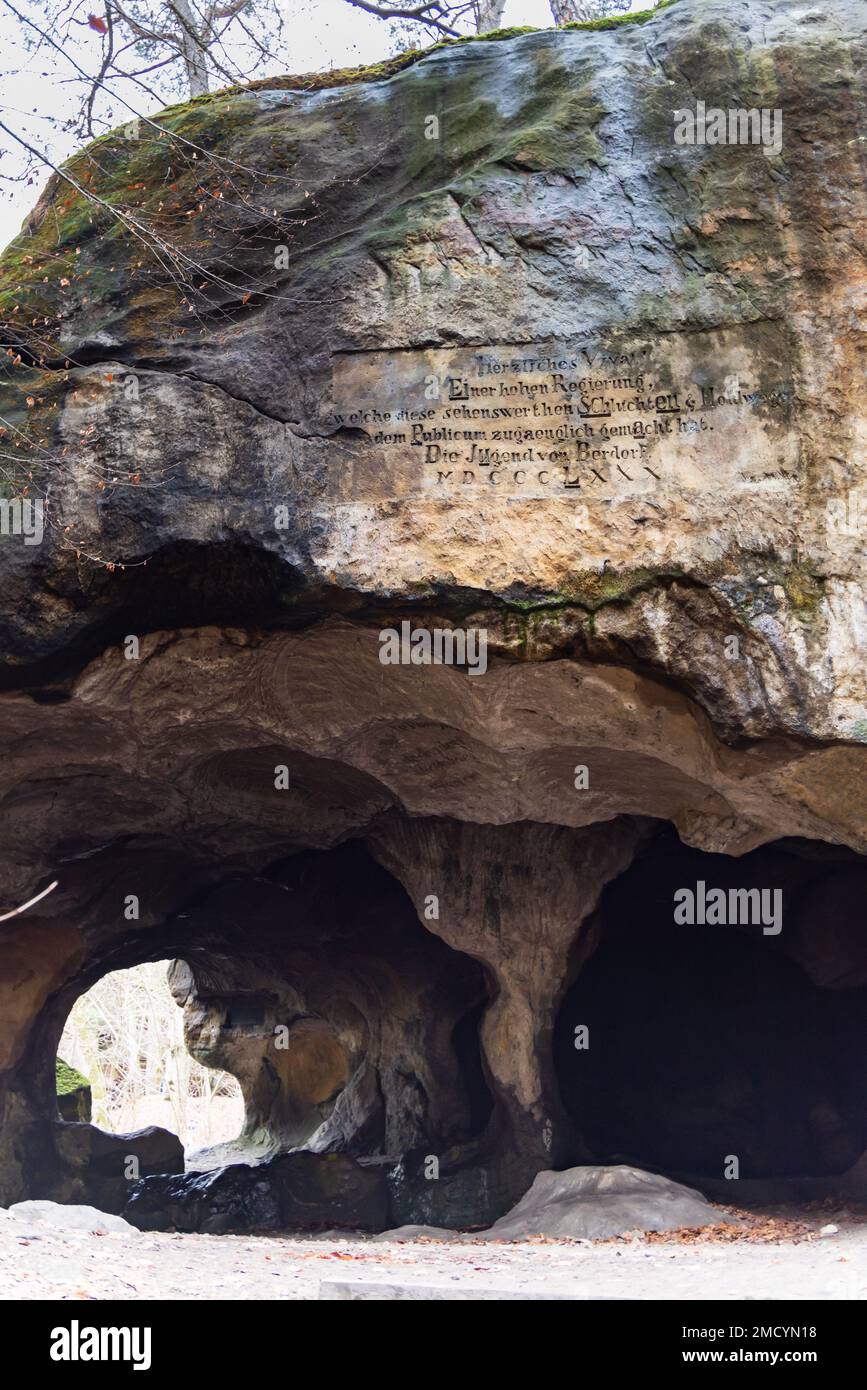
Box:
0;0;866;1228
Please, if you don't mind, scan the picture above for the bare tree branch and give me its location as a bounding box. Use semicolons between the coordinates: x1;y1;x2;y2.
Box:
341;0;464;40
0;880;59;922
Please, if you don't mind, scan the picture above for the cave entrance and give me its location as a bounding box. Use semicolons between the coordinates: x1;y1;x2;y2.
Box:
554;827;867;1188
56;961;243;1153
159;841;493;1171
40;841;493;1227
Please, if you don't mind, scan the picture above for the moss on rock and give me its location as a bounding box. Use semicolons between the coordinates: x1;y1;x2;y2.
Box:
56;1058;92;1123
56;1057;90;1096
153;2;676;108
564;0;680;32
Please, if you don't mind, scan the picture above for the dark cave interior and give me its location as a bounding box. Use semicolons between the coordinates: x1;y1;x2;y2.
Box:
554;829;867;1181
44;822;867;1233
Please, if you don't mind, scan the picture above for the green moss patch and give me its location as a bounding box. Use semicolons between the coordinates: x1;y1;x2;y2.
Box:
56;1057;90;1096
564;0;680;33
505;564;685;614
158;2;677;108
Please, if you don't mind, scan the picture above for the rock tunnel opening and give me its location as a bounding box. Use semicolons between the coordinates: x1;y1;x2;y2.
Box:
55;960;244;1151
38;840;495;1222
554;826;867;1191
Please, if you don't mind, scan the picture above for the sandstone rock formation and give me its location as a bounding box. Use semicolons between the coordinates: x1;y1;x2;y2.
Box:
0;0;865;1231
5;1200;139;1235
125;1151;389;1234
473;1165;734;1241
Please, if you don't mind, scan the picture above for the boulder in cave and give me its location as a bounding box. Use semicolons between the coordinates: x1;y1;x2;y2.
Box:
6;1200;138;1236
381;1164;736;1243
473;1165;737;1241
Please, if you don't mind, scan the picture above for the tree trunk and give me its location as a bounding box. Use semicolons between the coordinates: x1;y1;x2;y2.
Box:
549;0;590;22
475;0;507;33
170;0;210;97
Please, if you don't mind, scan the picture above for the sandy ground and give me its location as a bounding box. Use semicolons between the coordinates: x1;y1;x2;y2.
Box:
1;1204;866;1300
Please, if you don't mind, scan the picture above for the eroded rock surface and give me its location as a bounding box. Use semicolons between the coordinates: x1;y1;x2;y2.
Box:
0;0;864;745
0;0;866;1231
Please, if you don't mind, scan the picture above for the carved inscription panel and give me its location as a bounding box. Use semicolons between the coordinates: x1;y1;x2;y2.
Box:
330;336;800;499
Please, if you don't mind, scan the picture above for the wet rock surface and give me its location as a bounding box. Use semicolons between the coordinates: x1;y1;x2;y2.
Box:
125;1153;389;1234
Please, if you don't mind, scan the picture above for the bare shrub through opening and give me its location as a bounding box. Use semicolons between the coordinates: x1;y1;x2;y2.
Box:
59;961;243;1151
